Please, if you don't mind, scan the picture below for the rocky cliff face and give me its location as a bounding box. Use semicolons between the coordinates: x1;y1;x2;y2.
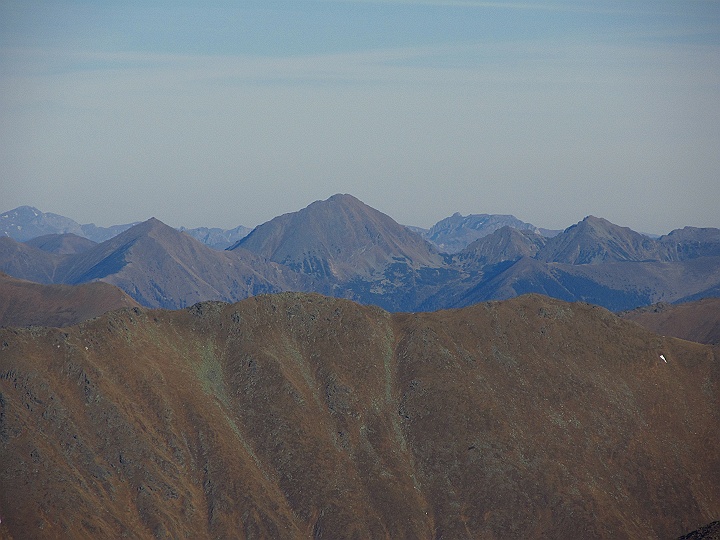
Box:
1;293;718;539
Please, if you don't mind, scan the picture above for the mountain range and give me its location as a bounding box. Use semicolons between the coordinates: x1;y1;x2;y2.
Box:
0;203;555;254
1;194;718;312
0;206;250;250
1;292;718;539
409;211;557;253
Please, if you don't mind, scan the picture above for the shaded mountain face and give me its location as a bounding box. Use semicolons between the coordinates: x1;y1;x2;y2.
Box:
676;521;720;540
24;233;97;255
423;254;720;313
0;293;718;539
621;298;720;345
0;236;68;284
0;272;139;327
419;212;543;253
231;194;443;281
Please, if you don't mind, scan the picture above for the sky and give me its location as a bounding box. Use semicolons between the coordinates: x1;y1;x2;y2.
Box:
1;1;719;234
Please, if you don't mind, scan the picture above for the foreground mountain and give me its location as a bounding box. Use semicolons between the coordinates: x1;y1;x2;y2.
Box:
0;293;717;539
0;272;139;327
621;298;720;345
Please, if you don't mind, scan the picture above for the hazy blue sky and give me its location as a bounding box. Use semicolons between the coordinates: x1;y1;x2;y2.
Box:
1;1;719;233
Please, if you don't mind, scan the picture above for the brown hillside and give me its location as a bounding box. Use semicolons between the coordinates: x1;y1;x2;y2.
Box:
621;298;720;345
0;272;139;327
0;293;718;539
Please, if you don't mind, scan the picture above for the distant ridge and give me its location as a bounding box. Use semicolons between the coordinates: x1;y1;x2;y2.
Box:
458;226;546;266
418;212;543;253
0;271;139;327
0;205;250;250
24;233;97;255
0;205;137;243
179;224;251;250
1;195;719;312
536;215;660;264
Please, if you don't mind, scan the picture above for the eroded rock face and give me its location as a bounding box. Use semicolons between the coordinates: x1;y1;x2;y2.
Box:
677;521;720;540
0;293;718;539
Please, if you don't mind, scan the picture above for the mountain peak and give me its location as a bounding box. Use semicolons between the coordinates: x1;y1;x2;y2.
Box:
1;205;43;219
232;194;442;281
538;216;659;264
422;212;542;253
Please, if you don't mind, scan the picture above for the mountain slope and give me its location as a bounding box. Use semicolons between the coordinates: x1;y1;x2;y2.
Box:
0;293;717;539
24;233;97;255
0;237;68;284
658;227;720;261
458;226;547;266
425;254;720;313
621;297;720;345
59;218;314;309
536;216;661;264
0;272;139;327
231;194;443;281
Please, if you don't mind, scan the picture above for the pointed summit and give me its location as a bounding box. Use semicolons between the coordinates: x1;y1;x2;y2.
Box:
536;216;660;264
60;218;311;308
459;226;546;266
231;194;442;281
423;212;542;253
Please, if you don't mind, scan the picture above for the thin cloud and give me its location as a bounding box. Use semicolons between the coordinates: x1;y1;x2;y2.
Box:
310;0;677;15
